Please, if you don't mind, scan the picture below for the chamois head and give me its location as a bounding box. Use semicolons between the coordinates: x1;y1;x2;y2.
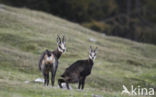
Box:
89;46;97;60
57;34;66;53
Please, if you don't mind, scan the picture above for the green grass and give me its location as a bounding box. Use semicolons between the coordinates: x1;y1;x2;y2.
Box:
0;4;156;97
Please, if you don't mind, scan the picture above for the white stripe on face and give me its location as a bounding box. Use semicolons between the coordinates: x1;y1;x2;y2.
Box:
61;43;65;50
58;42;66;53
89;52;96;60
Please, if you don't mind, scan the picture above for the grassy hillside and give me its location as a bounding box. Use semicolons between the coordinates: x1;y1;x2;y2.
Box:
0;4;156;97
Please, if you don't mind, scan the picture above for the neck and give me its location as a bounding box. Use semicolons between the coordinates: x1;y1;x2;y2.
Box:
52;48;62;59
88;58;94;65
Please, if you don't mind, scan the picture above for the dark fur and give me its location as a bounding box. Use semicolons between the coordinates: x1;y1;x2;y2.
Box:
38;49;62;86
58;58;94;89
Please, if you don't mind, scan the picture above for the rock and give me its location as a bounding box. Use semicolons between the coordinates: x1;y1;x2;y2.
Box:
0;4;5;11
24;81;30;84
102;33;106;37
34;78;44;83
89;38;96;42
92;94;103;97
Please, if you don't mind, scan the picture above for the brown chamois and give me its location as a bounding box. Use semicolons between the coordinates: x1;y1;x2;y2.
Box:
58;46;97;90
38;35;66;86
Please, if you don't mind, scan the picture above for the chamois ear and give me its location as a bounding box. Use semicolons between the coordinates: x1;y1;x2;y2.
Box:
57;34;61;44
62;35;65;43
94;47;98;53
45;49;49;52
89;46;92;53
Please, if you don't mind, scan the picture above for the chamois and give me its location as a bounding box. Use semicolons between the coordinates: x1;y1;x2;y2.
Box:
39;35;66;86
58;46;97;90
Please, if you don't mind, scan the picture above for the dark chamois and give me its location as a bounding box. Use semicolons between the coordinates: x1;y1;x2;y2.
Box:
39;35;66;86
58;46;97;90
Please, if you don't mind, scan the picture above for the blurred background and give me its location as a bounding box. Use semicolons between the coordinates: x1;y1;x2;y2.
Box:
0;0;156;44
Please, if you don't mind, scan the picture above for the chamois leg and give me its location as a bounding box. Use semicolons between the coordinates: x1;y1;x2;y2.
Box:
43;72;47;86
51;71;55;86
58;79;65;88
51;61;58;86
51;69;54;86
78;80;82;89
66;82;69;90
81;77;86;90
51;66;57;86
46;73;49;86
